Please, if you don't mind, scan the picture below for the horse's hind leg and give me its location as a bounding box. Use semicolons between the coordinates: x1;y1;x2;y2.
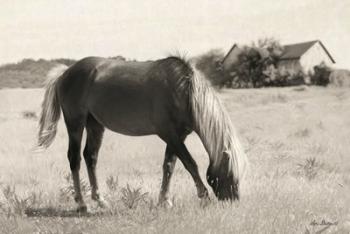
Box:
158;145;177;207
65;118;86;212
83;114;106;208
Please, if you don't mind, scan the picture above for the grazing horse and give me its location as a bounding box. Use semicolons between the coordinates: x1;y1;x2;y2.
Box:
38;56;248;212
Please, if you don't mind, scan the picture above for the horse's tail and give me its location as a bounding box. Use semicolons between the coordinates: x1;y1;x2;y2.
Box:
37;64;68;149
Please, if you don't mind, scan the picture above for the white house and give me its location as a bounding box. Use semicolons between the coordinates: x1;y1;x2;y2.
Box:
278;40;335;74
222;40;335;74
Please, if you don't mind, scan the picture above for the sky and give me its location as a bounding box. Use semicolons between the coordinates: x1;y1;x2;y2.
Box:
1;0;349;68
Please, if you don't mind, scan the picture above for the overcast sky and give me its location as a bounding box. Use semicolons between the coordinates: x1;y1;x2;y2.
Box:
1;0;349;68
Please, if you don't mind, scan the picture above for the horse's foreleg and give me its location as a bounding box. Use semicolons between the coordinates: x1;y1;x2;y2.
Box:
158;145;177;207
83;114;106;208
167;138;209;200
67;124;86;212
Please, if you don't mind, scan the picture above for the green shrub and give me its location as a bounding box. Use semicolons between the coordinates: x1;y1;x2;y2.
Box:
329;69;350;87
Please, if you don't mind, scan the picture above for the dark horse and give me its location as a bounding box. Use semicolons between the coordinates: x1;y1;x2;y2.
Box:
38;56;248;212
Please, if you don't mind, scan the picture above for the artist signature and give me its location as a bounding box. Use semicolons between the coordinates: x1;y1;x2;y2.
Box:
310;219;338;226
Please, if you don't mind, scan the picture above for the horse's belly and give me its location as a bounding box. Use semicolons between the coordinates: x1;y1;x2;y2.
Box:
105;118;155;136
90;107;156;136
87;90;156;136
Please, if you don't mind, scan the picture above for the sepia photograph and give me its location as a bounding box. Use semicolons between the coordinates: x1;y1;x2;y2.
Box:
0;0;349;233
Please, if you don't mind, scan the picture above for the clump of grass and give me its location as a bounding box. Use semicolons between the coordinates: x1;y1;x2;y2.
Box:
1;185;29;216
120;184;148;209
106;175;119;193
0;185;42;217
59;174;89;203
22;110;37;120
296;157;324;180
294;128;311;138
276;93;288;102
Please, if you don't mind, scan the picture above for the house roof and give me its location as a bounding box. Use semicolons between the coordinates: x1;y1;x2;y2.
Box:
280;40;335;63
222;44;243;70
222;44;239;63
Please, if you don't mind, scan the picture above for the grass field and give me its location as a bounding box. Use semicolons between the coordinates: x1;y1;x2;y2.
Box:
0;86;349;233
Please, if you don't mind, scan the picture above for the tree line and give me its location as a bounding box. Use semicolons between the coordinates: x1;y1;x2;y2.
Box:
0;44;340;89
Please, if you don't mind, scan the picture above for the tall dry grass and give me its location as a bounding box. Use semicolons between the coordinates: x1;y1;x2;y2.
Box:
0;87;349;233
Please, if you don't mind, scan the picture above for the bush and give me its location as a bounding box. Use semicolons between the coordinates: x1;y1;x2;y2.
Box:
287;71;306;86
224;38;284;88
329;69;350;87
310;63;332;86
22;111;38;120
194;49;228;87
260;68;305;87
234;47;267;88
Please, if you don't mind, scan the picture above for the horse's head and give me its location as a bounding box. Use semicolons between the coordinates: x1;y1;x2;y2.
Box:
206;150;239;201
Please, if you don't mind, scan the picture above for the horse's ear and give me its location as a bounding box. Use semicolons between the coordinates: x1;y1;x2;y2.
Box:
222;150;233;175
223;150;230;160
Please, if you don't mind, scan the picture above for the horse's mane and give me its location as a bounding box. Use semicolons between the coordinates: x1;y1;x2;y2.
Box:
187;62;248;181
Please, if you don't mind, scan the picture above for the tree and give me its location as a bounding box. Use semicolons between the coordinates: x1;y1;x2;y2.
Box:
226;38;284;88
255;37;284;63
310;62;332;86
194;49;228;87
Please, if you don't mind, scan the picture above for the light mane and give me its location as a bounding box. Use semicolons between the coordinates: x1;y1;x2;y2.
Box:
189;68;248;181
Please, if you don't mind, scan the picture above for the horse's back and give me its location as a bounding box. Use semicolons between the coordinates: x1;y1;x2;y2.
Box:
57;56;153;102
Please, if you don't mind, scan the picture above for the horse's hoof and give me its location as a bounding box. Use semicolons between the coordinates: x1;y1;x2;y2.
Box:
76;205;88;213
158;199;173;209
